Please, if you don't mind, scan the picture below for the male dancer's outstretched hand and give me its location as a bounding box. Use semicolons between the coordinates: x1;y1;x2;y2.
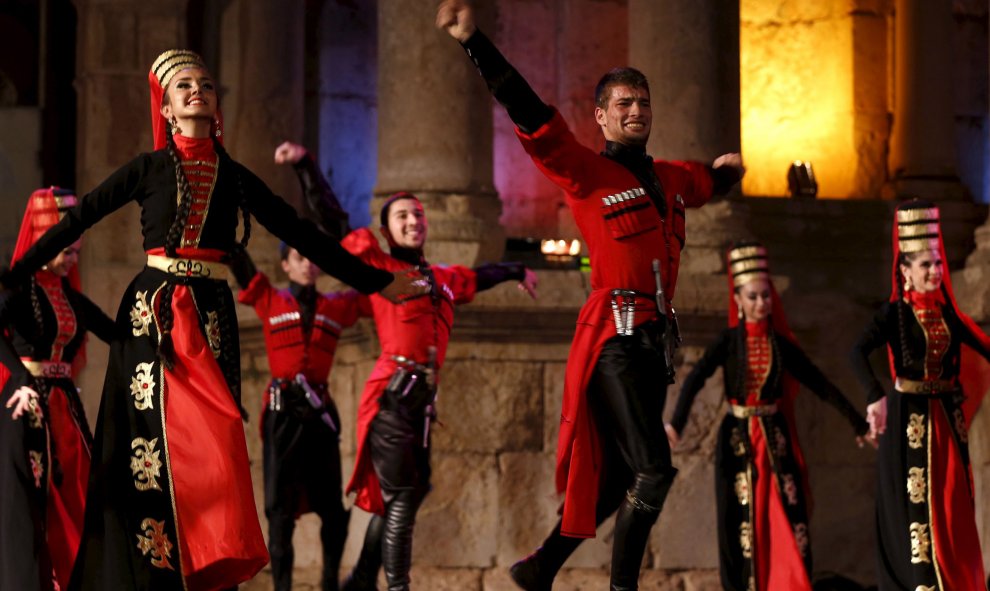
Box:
436;0;476;42
713;152;746;179
518;268;539;299
274;141;308;165
381;268;430;305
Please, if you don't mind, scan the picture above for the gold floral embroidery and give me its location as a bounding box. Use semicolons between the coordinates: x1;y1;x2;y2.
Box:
906;413;926;449
793;523;809;557
136;518;175;570
740;521;753;558
774;427;788;457
28;450;43;488
130;438;163;492
781;473;799;506
26;397;43;429
204;310;221;359
730;427;747;457
734;472;750;506
907;467;926;504
130;290;153;337
909;522;931;564
130;362;156;411
952;408;968;444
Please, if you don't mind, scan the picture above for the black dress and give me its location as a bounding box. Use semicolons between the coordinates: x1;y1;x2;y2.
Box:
672;322;866;591
0;271;115;591
850;298;988;590
4;142;392;591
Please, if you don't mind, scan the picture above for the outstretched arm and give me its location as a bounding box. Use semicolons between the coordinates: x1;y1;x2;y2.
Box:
668;329;732;437
473;262;537;299
437;0;553;134
274;141;351;240
0;289;39;419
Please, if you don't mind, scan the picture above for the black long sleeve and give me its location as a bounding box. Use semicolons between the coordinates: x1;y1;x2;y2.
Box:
293;153;351;240
670;329;731;434
780;337;868;435
461;30;553;134
0;289;32;393
473;262;526;292
70;289;118;344
849;303;891;405
237;162;392;295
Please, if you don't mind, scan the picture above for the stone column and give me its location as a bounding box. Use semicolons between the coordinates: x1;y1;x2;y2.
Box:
887;0;967;200
628;0;740;163
73;0;190;416
375;1;502;266
219;0;305;205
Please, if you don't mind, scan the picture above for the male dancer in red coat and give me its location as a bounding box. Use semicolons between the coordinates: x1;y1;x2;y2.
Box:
439;3;745;590
275;142;538;591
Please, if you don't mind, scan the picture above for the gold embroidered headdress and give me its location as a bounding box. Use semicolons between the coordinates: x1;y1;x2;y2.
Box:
728;242;770;288
895;204;941;254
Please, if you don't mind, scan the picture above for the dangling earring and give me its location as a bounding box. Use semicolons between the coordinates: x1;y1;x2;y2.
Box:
737;307;744;320
214;117;222;138
904;274;913;293
169;116;182;136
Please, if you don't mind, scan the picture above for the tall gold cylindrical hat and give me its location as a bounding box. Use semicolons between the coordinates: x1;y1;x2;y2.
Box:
728;243;770;288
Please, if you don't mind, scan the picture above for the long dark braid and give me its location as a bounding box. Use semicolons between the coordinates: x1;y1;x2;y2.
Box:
767;324;782;394
896;254;914;370
156;124;198;369
29;276;44;339
734;322;747;399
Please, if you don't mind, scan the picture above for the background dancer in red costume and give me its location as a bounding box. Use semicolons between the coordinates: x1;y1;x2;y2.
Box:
229;141;375;591
273;141;537;591
0;50;422;591
438;2;744;589
851;199;990;590
667;242;868;591
0;187;116;591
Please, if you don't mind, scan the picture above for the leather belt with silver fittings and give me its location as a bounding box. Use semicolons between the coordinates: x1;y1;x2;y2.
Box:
608;289;655;336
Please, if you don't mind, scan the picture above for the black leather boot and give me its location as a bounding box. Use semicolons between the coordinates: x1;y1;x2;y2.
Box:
609;472;675;591
268;511;296;591
342;514;384;591
321;508;351;591
508;519;583;591
382;491;420;591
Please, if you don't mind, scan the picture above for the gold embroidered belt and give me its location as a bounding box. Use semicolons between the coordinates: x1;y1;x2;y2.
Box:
146;254;228;280
21;359;72;379
894;377;958;395
730;403;778;419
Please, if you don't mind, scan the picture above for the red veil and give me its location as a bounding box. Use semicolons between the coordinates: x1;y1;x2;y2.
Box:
726;243;811;504
889;200;990;426
147;49;223;151
0;187;82;388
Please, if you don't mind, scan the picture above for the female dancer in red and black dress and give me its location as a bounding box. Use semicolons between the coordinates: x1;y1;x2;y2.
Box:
0;50;419;591
668;242;868;591
851;200;989;590
0;188;116;591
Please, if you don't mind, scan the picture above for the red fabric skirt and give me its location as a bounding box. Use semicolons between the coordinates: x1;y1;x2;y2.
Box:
164;285;268;590
46;386;90;590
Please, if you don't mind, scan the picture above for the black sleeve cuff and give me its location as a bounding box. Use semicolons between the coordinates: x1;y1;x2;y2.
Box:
710;165;743;195
474;262;525;292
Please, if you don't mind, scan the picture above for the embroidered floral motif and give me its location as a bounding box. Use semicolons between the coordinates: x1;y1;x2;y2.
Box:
774;427;788;457
130;437;163;492
739;521;753;558
734;472;750;506
952;408;968;444
781;473;799;506
26;397;43;429
906;413;926;450
909;522;931;564
136;518;175;570
730;427;747;457
28;450;44;488
130;362;156;411
130;290;153;337
793;523;809;557
204;310;221;359
906;467;926;504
